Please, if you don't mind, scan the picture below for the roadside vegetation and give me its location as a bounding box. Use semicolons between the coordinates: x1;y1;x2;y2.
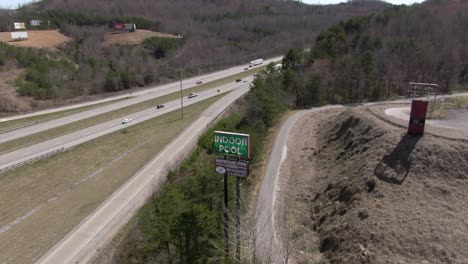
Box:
105;63;286;263
0;95;223;263
427;96;468;119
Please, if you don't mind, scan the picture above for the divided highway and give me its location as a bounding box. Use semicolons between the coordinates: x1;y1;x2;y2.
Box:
0;56;281;143
0;79;252;171
37;85;252;264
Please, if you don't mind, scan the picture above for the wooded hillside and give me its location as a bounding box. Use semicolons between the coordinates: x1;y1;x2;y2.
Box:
285;0;468;106
0;0;387;112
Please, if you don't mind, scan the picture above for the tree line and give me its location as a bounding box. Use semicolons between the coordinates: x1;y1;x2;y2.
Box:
281;0;468;107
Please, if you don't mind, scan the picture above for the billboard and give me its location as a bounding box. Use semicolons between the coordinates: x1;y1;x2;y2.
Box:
11;31;28;41
214;131;250;159
215;158;249;177
408;100;428;136
113;23;125;31
30;20;42;26
14;22;26;30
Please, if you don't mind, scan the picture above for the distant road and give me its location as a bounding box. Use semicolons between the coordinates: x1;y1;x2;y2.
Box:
0;79;251;172
0;56;282;139
37;85;252;264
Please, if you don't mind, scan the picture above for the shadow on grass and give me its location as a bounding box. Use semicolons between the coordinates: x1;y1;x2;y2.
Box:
374;134;421;185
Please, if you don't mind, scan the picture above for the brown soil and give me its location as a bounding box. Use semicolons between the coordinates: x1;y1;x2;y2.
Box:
279;108;346;263
0;30;70;49
104;29;176;46
285;106;468;264
0;68;31;114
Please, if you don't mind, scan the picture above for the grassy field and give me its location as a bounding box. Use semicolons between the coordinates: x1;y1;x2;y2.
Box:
0;94;224;264
0;97;130;133
0;64;272;156
427;96;468;119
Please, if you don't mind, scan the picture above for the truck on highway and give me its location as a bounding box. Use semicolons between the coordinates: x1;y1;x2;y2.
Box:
249;59;263;67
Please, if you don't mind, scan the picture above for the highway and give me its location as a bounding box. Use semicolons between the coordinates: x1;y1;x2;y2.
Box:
0;56;281;144
0;79;252;172
37;84;252;264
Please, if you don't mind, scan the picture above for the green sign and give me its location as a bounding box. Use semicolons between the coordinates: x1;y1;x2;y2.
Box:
214;131;250;159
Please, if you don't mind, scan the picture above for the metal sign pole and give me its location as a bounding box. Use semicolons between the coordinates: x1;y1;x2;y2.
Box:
236;176;241;262
224;157;229;259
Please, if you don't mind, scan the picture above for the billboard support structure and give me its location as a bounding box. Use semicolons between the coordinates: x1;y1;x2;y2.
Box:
214;131;250;261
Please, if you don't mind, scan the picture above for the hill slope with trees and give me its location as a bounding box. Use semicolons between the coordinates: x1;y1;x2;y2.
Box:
0;0;388;113
281;0;468;107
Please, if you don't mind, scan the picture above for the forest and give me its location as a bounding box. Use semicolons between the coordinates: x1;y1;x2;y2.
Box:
0;0;387;106
281;0;468;107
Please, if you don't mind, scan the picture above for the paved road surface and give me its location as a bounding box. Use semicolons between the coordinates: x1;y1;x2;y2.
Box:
0;79;252;171
385;107;468;130
0;56;281;133
37;85;251;264
254;106;349;264
254;92;468;263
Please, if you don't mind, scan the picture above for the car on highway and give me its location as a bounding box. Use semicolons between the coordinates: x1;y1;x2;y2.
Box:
121;118;133;124
196;80;203;84
156;104;164;109
244;67;249;71
188;93;198;98
236;79;242;82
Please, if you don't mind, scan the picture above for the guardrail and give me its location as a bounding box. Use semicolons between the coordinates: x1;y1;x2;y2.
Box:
0;147;65;175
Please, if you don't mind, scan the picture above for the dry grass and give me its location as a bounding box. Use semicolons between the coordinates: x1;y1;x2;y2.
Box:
0;64;271;155
0;30;70;49
0;94;223;263
104;29;176;46
427;96;468;119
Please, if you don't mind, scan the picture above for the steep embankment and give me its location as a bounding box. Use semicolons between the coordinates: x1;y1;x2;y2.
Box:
309;108;468;263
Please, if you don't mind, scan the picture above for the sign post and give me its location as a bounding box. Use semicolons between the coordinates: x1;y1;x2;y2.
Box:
214;131;250;261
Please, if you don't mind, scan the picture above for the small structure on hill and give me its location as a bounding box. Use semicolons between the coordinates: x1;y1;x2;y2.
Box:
112;23;137;33
13;22;26;30
30;20;42;27
10;31;28;41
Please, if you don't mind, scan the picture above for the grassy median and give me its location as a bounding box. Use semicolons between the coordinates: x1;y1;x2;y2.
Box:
0;64;272;156
0;97;130;133
0;94;224;264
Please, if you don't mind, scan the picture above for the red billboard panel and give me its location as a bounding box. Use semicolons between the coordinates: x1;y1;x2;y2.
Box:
113;23;125;31
408;100;428;136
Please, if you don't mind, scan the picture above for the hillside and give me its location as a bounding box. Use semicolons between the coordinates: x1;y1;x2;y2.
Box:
0;0;388;113
282;0;468;107
284;107;468;263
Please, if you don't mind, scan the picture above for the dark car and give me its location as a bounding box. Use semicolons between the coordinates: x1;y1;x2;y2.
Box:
244;68;248;71
196;80;203;84
156;104;164;109
236;79;242;82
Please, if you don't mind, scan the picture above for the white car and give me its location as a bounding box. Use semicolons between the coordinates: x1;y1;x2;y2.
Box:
121;118;133;124
188;93;198;98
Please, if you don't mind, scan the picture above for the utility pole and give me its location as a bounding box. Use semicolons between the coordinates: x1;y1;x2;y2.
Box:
223;159;229;259
236;175;241;262
177;34;184;119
